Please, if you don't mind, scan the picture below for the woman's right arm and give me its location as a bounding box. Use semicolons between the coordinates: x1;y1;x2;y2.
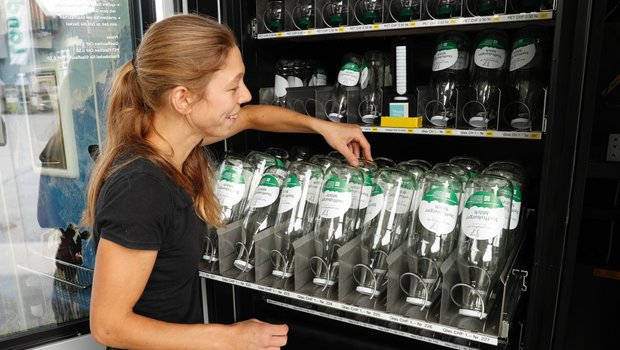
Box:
90;238;288;350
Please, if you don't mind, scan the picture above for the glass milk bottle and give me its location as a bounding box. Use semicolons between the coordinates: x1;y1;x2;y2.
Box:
327;53;363;123
272;161;324;278
312;164;364;287
203;154;255;262
455;174;513;319
356;168;415;297
428;32;470;127
482;165;526;251
506;26;548;130
234;166;287;272
403;170;461;307
244;151;278;215
467;29;509;129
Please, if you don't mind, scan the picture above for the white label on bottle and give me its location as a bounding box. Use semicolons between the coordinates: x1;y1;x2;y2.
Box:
498;195;512;230
337;61;361;86
461;191;504;240
250;174;281;208
388;187;414;214
474;47;506;69
350;183;363;209
510;44;535;71
307;177;323;204
318;177;352;218
288;75;304;88
364;189;383;224
509;185;522;229
432;48;458;72
419;188;459;235
360;185;372;209
217;168;246;207
274;74;288;97
360;66;369;89
278;174;302;213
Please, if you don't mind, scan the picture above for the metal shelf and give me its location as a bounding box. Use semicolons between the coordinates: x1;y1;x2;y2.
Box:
257;12;553;40
360;125;543;139
199;271;500;346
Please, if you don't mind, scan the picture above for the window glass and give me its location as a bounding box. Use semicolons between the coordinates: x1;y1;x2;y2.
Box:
0;0;133;340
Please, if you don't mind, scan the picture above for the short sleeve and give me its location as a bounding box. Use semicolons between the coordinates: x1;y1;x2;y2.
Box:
95;172;173;250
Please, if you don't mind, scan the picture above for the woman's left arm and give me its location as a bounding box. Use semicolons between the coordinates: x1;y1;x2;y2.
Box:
232;105;373;166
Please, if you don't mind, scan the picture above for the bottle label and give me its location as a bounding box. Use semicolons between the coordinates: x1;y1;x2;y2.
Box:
364;180;414;224
338;61;361;86
510;38;535;71
360;64;369;89
509;185;522;229
307;172;323;204
497;188;513;230
462;191;504;240
287;75;304;88
278;174;302;213
318;177;352;218
364;184;384;224
419;187;459;235
217;168;246;207
474;38;506;69
274;74;289;97
250;174;281;208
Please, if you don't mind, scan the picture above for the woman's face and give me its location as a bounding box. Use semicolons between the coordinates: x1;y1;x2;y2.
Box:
191;47;251;138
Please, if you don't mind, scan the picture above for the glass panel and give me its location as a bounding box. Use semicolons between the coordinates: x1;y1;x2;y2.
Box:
0;0;133;341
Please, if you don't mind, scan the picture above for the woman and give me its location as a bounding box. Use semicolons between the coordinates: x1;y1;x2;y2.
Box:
83;14;372;350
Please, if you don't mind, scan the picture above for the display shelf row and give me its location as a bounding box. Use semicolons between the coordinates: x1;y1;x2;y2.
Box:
359;125;542;139
200;270;499;345
256;11;553;40
198;218;530;346
264;298;483;350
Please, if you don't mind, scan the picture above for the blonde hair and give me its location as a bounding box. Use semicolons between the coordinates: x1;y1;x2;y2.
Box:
83;14;237;228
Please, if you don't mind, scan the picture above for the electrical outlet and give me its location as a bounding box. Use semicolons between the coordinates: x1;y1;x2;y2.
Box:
607;134;620;161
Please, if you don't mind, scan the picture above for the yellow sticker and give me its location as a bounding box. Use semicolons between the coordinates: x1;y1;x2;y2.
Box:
371;127;378;132
539;12;551;19
406;128;414;133
338;27;345;32
409;22;416;27
485;131;495;137
530;133;541;139
307;30;314;35
277;32;283;37
372;24;380;30
449;19;457;25
491;15;500;22
445;129;454;135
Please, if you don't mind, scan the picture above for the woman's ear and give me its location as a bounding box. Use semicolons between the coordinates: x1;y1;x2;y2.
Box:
169;86;193;115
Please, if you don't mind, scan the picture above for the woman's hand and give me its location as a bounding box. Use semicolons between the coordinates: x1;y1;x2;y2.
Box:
226;319;288;350
315;121;372;167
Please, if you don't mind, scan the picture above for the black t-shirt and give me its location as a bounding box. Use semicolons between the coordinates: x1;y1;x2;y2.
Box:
93;158;204;324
